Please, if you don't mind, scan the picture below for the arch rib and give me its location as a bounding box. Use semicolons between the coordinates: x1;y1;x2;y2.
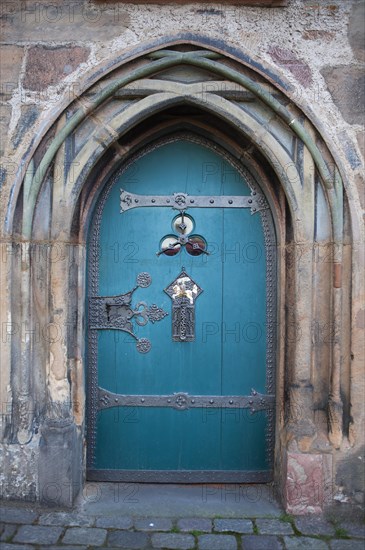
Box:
26;49;340;241
58;91;304;239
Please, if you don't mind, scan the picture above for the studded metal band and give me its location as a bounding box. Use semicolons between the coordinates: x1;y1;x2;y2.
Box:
97;387;274;413
120;189;268;214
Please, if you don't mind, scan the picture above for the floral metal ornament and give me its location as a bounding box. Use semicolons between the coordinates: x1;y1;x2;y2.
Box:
89;272;168;353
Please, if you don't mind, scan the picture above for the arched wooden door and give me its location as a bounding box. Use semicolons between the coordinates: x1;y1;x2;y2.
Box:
87;136;276;482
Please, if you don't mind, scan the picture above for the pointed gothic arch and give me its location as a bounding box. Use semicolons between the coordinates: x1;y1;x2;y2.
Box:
2;40;356;511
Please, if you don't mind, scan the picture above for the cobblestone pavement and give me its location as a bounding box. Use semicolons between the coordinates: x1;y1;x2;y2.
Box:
0;504;364;549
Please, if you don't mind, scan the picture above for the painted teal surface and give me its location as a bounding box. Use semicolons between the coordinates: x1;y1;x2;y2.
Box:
92;140;269;472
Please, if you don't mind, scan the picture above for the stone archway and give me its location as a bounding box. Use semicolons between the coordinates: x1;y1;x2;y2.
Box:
1;41;356;512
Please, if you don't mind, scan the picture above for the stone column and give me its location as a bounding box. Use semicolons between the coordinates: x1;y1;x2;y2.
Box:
37;138;83;506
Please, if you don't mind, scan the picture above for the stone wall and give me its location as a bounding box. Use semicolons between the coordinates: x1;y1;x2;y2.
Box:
0;0;364;510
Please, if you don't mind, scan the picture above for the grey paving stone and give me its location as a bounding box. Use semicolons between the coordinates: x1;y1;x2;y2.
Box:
341;523;365;537
151;533;195;549
107;530;149;548
0;523;17;541
177;517;212;532
330;541;365;550
0;545;36;550
38;512;95;527
13;525;63;545
294;516;335;536
284;536;329;549
214;518;253;534
198;534;237;549
134;517;173;531
95;515;133;529
241;535;284;550
256;519;294;535
62;527;107;546
0;509;38;524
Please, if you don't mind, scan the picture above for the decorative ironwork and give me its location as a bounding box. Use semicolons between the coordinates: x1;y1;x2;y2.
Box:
174;392;189;410
97;387;275;412
136;338;152;354
145;304;169;324
136;272;152;288
157;210;208;256
164;269;203;342
89;272;168;354
121;189;267;215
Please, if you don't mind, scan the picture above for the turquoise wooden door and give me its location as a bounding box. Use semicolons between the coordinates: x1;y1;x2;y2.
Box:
87;138;276;482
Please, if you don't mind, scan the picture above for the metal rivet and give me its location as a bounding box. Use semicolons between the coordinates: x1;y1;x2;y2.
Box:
209;399;214;404
248;199;252;203
190;199;194;203
191;399;195;404
141;398;145;403
210;199;214;204
166;199;170;203
228;200;233;204
151;199;156;203
252;208;256;212
249;399;253;405
167;399;171;403
229;400;233;405
135;199;139;203
114;398;119;402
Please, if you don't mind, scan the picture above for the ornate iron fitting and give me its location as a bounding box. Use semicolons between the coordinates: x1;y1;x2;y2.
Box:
89;272;168;354
157;210;209;257
174;392;189;410
164;269;203;342
136;338;152;354
97;387;276;412
120;189;268;215
137;272;152;287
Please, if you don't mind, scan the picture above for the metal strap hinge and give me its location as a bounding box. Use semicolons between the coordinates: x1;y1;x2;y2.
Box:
120;189;268;214
98;388;274;413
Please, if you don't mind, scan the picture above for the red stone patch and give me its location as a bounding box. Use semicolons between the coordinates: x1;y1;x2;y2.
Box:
268;46;312;87
285;452;324;514
23;45;90;91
